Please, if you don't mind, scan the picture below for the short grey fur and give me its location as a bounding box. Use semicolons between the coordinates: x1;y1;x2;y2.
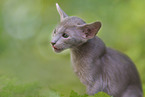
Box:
51;3;143;97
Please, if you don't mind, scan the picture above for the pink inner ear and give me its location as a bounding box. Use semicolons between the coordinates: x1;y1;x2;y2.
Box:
87;28;91;33
83;27;95;38
85;28;91;37
78;21;101;39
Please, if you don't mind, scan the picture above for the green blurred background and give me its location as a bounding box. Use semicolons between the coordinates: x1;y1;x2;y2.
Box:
0;0;145;97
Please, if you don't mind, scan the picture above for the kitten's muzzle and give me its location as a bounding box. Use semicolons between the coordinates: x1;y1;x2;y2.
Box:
51;42;63;52
52;46;58;50
52;45;63;53
51;42;56;46
50;42;59;50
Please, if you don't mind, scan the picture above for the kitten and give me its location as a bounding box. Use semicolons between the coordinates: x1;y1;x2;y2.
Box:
51;3;143;97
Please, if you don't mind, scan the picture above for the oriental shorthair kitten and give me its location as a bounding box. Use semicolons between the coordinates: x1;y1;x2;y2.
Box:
51;3;143;97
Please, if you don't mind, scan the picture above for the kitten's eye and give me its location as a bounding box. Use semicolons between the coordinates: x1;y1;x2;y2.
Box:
62;33;69;38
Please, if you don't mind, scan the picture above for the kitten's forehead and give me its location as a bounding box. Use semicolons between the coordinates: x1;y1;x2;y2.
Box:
59;16;85;27
56;26;65;33
55;16;85;33
56;16;85;33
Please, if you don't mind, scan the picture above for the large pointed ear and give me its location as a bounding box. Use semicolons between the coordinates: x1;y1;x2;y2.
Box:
77;21;101;39
56;3;68;21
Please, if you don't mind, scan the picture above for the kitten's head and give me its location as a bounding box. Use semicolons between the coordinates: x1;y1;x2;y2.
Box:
51;3;101;53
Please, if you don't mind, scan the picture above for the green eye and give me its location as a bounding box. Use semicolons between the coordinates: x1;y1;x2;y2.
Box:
62;33;69;38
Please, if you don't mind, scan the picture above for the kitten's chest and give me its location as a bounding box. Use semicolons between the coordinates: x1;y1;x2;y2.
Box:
71;54;94;86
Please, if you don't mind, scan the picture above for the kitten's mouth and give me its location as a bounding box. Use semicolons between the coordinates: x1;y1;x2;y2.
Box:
52;46;63;52
52;46;58;50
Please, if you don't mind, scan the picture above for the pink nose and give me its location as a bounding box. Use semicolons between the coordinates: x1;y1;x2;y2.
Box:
51;42;56;46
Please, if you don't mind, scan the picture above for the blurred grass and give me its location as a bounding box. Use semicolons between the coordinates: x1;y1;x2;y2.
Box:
0;0;145;97
0;76;40;97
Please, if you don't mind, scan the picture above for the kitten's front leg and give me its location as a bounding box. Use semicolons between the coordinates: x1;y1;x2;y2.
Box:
86;81;101;95
87;86;94;95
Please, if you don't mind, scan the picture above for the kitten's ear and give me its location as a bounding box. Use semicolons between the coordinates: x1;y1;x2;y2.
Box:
77;21;101;39
56;3;68;21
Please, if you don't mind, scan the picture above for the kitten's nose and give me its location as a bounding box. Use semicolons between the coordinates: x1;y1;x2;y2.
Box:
51;42;56;46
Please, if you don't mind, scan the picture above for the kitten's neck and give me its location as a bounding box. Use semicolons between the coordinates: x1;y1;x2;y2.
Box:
70;36;106;85
70;36;106;58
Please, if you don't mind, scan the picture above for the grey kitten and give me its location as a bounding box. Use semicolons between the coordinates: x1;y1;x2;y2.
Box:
51;3;143;97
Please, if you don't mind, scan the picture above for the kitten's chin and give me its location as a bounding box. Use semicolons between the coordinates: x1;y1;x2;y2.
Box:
53;48;64;53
